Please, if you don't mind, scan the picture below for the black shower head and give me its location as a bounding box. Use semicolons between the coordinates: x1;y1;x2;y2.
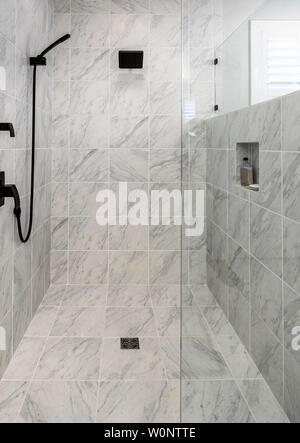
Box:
30;34;71;66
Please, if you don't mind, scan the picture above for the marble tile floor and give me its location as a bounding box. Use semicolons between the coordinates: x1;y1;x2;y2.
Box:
0;285;289;423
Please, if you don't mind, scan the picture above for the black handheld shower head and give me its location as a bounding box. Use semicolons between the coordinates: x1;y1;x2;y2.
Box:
30;34;71;66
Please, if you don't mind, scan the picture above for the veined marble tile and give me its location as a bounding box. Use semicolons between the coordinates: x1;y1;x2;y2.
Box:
0;382;29;421
251;257;283;341
41;285;66;307
111;0;149;13
69;149;108;182
101;338;165;381
19;381;98;423
283;152;300;223
150;0;181;14
0;310;13;378
238;380;289;424
150;224;181;251
155;308;180;337
51;252;68;285
150;81;181;115
69;182;108;216
3;337;45;381
189;149;206;183
251;312;284;405
201;307;235;337
50;307;105;338
25;306;59;338
53;48;70;82
51;217;68;251
182;308;213;339
71;14;109;48
109;252;148;285
70;115;109;149
189;47;214;84
181;380;253;423
188;0;214;47
61;285;107;307
53;0;70;13
284;349;300;423
150;149;181;183
182;337;231;380
150;115;181;149
250;204;282;278
228;237;250;302
109;225;148;251
208;148;228;189
110;149;148;182
0;0;16;43
71;48;109;81
70;81;109;115
228;194;250;252
283;217;300;295
0;257;12;322
216;335;261;379
110;116;149;149
51;115;69;148
283;284;300;362
160;337;180;379
111;14;149;47
150;251;181;285
151;286;180;308
69;252;108;285
51;182;68;217
150;15;181;47
34;337;102;380
0;34;15;97
69;217;108;251
104;308;156;337
71;0;109;14
190;285;218;307
149;47;181;84
110;81;149;116
190;81;214;115
282;91;300;151
97;381;173;422
107;286;150;307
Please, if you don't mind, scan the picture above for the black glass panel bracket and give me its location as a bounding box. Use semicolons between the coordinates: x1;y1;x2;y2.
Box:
0;123;15;137
119;51;144;69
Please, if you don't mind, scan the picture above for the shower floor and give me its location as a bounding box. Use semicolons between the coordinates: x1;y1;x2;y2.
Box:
0;285;289;423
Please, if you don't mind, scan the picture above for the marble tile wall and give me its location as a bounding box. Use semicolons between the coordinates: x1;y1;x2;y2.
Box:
0;0;53;377
206;89;300;422
51;0;189;290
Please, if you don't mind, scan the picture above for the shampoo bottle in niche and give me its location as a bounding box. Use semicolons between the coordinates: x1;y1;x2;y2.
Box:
240;157;253;187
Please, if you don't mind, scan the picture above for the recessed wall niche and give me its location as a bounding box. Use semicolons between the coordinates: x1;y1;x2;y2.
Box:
236;143;259;191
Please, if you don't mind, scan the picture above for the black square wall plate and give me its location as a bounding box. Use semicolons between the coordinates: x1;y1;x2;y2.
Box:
119;51;144;69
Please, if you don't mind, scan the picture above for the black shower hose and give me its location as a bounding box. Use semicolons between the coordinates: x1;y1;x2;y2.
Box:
14;64;37;243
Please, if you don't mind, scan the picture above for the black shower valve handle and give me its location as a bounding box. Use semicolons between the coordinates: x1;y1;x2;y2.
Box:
0;172;21;214
0;123;15;138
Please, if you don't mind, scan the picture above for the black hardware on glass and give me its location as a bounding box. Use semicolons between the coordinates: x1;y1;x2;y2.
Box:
0;34;71;244
0;123;15;138
119;51;144;69
214;105;219;112
214;58;219;65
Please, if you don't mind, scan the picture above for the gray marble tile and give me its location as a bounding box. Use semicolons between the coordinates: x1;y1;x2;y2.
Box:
251;312;284;405
283;152;300;223
150;149;181;183
150;0;181;14
0;34;15;97
69;252;108;285
150;115;181;149
284;349;300;423
25;306;59;338
190;285;218;307
182;336;232;380
110;81;149;116
0;382;29;421
188;0;214;47
250;204;282;278
201;307;236;337
110;149;148;182
69;149;109;183
182;309;213;339
110;116;149;149
109;225;148;251
19;381;98;423
206;114;230;149
97;381;173;422
0;310;13;379
50;307;105;338
283;284;300;362
0;258;12;323
51;182;68;217
51;252;68;285
238;380;289;423
228;237;250;302
72;0;109;14
0;0;16;43
228;194;250;251
282;90;300;151
71;48;109;81
53;0;70;13
101;337;165;381
69;217;108;251
207;149;228;189
150;251;181;285
111;14;149;47
150;47;181;84
181;380;254;423
109;252;148;285
159;337;180;379
61;285;107;307
41;285;66;307
151;286;180;308
107;286;150;307
283;217;300;295
104;308;156;337
251;151;281;213
13;284;31;352
71;15;109;48
208;185;228;232
150;15;181;47
69;182;108;216
70;114;109;149
155;308;180;337
150;81;181;115
70;81;109;115
3;337;45;381
251;257;283;341
150;224;181;251
34;337;102;380
228;292;250;351
51;217;68;251
111;0;149;13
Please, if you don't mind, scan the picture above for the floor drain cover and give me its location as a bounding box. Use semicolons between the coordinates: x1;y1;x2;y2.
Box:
120;338;140;350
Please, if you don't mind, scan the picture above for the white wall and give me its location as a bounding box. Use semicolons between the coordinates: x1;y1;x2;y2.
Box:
221;0;264;42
